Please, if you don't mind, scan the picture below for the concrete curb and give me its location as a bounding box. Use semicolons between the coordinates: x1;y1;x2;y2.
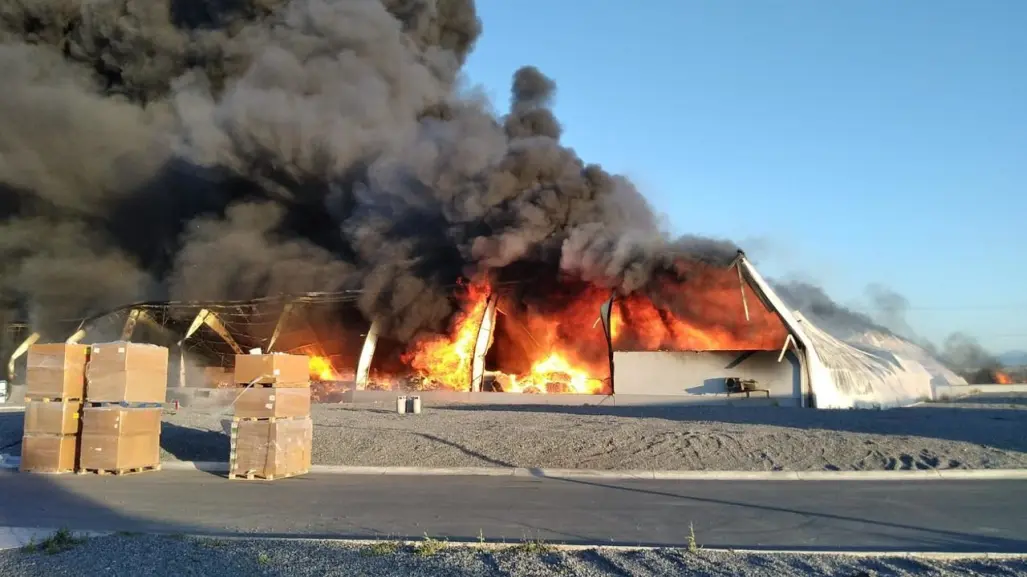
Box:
0;527;109;551
4;527;1026;559
7;529;1025;559
5;458;1027;480
153;460;1027;481
191;535;1027;559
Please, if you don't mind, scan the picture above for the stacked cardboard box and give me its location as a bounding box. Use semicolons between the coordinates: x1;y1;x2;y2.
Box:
78;342;168;475
229;353;312;480
20;344;88;474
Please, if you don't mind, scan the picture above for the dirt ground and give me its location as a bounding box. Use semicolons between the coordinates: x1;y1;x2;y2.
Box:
3;393;1025;471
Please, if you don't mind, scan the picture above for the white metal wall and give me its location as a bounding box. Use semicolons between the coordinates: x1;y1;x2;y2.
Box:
612;350;803;405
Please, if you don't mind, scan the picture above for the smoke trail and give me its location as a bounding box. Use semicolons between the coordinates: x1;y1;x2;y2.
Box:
0;0;735;342
774;280;1000;375
772;281;891;340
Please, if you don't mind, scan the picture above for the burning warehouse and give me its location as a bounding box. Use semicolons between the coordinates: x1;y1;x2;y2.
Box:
4;250;935;410
0;0;950;409
341;251;940;408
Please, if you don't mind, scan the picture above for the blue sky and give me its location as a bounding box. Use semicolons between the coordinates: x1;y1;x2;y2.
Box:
462;0;1026;353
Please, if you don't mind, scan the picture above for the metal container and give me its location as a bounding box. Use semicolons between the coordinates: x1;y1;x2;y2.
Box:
408;395;422;415
396;395;407;414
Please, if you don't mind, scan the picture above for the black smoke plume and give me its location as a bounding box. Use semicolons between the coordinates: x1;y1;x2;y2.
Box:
0;0;736;342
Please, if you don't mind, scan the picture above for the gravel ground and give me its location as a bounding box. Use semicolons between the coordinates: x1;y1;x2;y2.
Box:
3;393;1026;471
3;535;1026;577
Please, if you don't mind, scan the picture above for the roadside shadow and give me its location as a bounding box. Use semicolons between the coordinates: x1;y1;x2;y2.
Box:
413;433;515;468
0;470;200;536
0;410;24;456
546;475;1027;553
160;422;229;465
435;398;1027;456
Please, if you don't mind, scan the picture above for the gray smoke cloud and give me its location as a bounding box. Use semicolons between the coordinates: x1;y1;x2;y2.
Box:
774;280;1000;375
862;285;1001;373
772;281;890;340
0;0;737;342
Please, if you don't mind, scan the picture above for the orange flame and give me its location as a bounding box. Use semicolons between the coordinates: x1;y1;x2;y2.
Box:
611;266;788;351
392;262;791;394
309;355;337;381
403;281;491;391
995;371;1013;385
491;352;605;394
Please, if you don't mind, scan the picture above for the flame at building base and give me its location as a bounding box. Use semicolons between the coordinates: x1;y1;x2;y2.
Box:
485;353;607;394
382;262;792;393
402;281;491;392
340;263;793;394
309;355;337;381
399;280;610;394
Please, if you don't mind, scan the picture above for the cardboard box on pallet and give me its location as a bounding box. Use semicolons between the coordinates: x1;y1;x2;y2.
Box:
234;386;311;419
23;401;83;435
20;435;78;473
201;367;234;388
86;342;169;403
78;406;161;472
234;353;309;386
25;344;89;400
230;417;312;480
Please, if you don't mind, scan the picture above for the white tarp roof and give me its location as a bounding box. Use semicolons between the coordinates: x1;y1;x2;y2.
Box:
794;313;934;408
738;256;936;409
849;331;967;389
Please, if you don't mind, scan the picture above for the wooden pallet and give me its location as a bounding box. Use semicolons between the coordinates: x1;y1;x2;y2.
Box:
231;382;310;389
228;469;309;481
24;397;83;403
75;464;162;476
231;415;307;423
20;468;75;475
84;401;164;408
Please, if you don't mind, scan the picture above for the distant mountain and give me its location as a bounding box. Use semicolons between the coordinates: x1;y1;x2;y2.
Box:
998;350;1027;367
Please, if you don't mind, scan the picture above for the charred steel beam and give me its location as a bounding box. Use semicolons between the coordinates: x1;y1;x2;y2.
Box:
600;291;616;394
121;309;143;341
266;302;295;352
735;262;751;322
354;319;380;390
62;290;366;328
135;310;165;335
777;334;797;363
470;294;498;393
7;331;40;380
178;309;213;390
202;311;244;355
728;249;746;269
181;310;210;344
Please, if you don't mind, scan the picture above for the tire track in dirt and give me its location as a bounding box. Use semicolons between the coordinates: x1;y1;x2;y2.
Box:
147;398;1027;472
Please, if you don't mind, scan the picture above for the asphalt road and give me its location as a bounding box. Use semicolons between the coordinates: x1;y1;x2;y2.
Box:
1;470;1026;552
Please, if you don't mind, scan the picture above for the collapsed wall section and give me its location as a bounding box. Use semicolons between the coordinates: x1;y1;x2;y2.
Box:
794;313;933;409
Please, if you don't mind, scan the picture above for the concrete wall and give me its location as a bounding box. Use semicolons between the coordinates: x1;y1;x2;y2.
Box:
612;350;804;406
933;383;1027;400
342;389;801;407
